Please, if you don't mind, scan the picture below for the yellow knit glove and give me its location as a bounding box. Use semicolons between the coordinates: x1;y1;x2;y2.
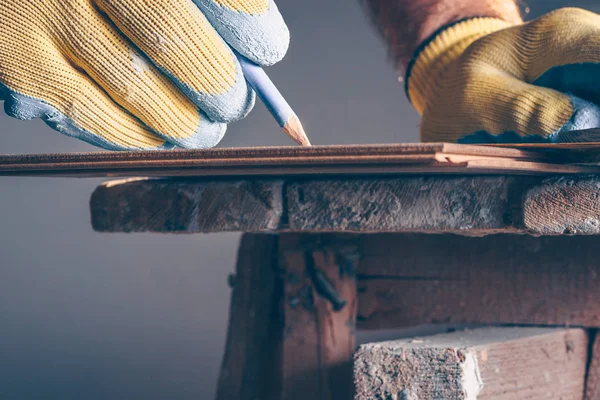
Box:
408;8;600;143
0;0;288;149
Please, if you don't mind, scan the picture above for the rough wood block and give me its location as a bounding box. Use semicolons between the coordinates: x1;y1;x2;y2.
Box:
279;234;358;400
354;327;588;400
524;176;600;235
286;177;527;233
90;178;283;233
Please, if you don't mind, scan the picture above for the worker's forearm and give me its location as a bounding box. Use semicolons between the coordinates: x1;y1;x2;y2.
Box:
360;0;523;73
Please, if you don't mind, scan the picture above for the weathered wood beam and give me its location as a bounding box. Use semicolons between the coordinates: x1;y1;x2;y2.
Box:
90;175;600;235
216;232;600;333
286;177;525;233
354;327;588;400
349;233;600;330
90;178;283;233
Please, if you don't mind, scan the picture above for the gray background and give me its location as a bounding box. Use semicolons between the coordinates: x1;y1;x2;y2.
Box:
0;0;597;398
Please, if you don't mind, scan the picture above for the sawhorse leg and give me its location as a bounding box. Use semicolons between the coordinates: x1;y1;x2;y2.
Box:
216;233;358;400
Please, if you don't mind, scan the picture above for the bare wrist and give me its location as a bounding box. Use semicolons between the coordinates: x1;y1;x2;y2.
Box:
416;1;523;62
361;0;523;74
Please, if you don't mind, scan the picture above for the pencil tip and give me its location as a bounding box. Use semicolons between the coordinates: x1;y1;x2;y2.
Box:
283;116;311;146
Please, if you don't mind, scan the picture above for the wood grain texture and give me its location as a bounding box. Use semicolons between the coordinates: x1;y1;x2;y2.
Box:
216;234;359;400
354;327;588;400
0;143;547;165
91;175;600;235
4;142;600;177
279;234;358;400
90;178;283;233
90;176;537;234
286;177;529;233
216;234;280;400
276;233;600;330
525;176;600;235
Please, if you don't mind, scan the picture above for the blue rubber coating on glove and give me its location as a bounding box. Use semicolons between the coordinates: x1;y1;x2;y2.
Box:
0;82;230;150
195;0;290;67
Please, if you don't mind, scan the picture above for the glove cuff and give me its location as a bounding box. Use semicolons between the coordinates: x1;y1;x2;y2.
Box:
406;17;514;115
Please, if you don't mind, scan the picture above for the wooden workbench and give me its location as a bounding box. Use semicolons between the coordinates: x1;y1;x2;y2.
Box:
89;172;600;400
8;140;600;398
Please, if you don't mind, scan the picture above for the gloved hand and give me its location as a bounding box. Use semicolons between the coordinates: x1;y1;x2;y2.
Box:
407;8;600;144
0;0;288;150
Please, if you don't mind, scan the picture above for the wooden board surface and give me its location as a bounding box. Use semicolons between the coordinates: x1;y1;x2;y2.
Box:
3;143;600;177
354;327;588;400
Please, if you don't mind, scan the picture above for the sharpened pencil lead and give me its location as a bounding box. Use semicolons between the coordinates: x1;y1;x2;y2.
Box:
283;116;311;146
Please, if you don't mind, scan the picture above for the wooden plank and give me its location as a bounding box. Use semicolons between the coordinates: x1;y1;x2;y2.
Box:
279;234;358;400
287;177;530;233
4;142;600;178
0;143;548;165
354;327;588;400
90;176;534;234
347;233;600;329
216;234;280;400
90;175;600;235
90;178;283;233
13;161;599;178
